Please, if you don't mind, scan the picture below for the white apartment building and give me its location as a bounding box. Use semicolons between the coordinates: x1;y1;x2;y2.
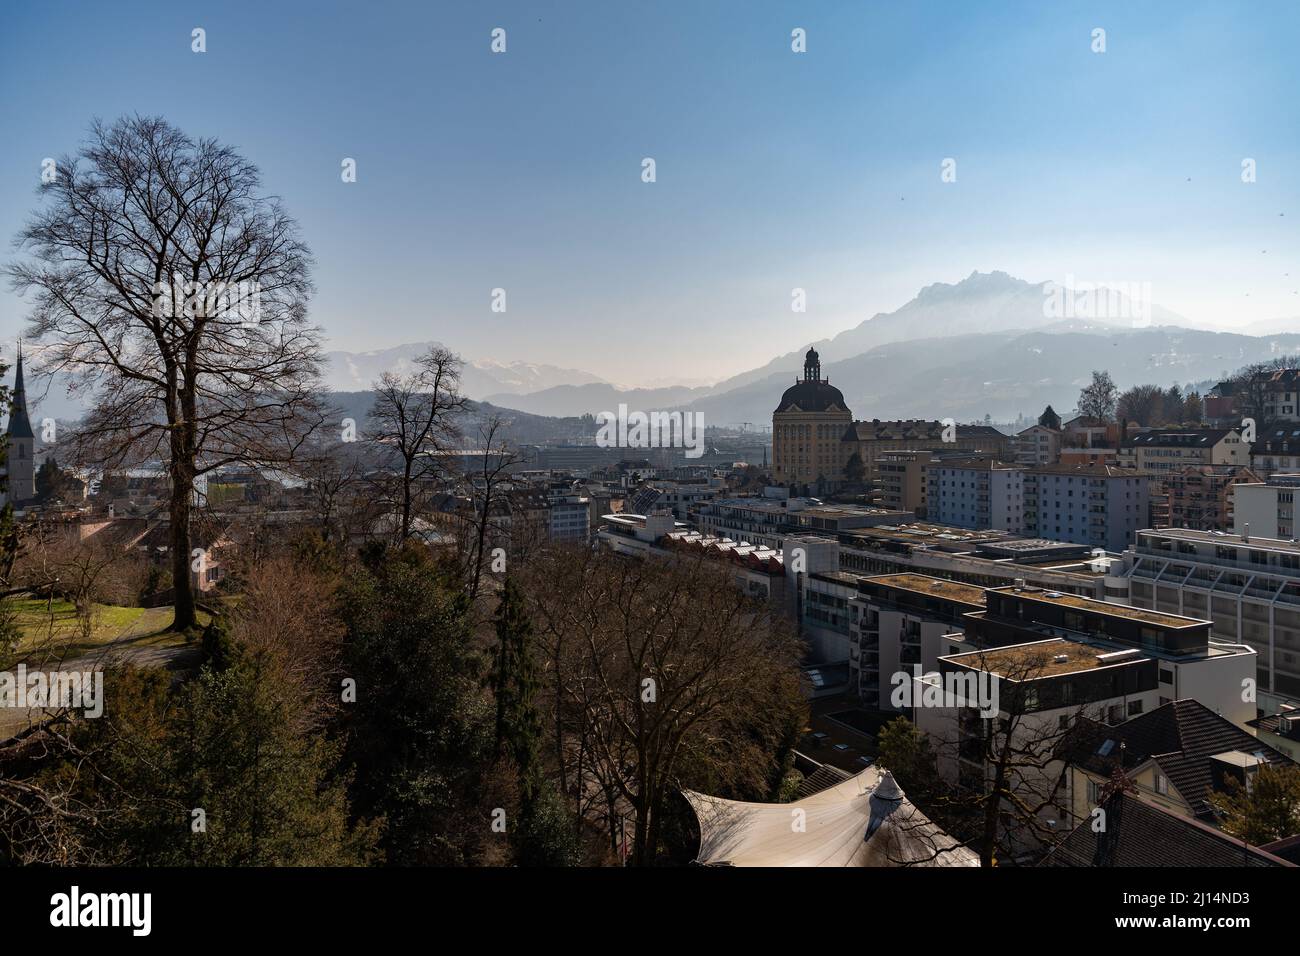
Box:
1233;474;1300;540
927;458;1025;533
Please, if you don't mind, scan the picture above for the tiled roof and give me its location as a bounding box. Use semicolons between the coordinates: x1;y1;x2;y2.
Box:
1041;791;1293;867
1064;699;1293;818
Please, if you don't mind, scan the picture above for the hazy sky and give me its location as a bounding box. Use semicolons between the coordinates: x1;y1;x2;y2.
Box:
2;0;1297;386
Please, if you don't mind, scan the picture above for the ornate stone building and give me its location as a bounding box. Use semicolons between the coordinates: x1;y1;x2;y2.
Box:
771;348;852;487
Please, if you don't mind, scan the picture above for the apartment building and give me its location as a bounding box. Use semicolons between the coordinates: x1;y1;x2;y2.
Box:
1165;465;1260;532
1234;474;1300;540
961;585;1255;725
854;574;984;711
926;458;1025;533
876;451;933;517
1120;527;1300;710
1129;428;1248;475
1023;463;1148;552
1014;424;1061;466
1251;426;1300;477
1258;368;1300;422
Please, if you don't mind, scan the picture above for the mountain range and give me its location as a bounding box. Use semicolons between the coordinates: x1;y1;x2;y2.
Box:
13;272;1299;429
477;271;1300;424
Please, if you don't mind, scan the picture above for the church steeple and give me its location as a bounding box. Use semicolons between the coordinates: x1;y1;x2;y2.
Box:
8;342;34;440
5;341;37;506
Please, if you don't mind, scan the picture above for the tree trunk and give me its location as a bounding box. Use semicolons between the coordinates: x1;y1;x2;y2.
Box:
170;373;198;633
170;462;196;632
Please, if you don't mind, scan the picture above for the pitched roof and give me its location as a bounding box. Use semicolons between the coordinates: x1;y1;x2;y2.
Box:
1064;699;1294;819
1041;790;1294;867
1130;428;1236;447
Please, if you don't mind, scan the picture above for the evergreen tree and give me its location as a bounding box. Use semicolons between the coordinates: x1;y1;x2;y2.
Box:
492;577;578;865
339;545;493;864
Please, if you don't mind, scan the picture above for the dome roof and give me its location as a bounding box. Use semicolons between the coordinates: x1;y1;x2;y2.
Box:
806;346;819;362
774;379;848;415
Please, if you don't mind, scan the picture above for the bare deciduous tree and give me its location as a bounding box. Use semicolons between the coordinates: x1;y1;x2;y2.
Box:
6;116;325;631
366;345;465;542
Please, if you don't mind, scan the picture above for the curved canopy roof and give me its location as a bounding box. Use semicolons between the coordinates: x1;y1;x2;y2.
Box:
684;767;979;867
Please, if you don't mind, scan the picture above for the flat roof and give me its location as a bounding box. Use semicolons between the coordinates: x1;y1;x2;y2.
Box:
863;573;987;605
1139;528;1300;554
991;585;1206;629
841;521;1012;544
946;638;1147;679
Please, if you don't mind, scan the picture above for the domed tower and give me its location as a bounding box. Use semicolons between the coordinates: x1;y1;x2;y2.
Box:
772;347;852;486
5;343;36;506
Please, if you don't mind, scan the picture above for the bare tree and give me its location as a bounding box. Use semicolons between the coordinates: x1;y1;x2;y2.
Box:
461;415;527;603
1076;370;1119;423
6;116;325;631
366;345;466;542
293;435;364;547
519;545;805;865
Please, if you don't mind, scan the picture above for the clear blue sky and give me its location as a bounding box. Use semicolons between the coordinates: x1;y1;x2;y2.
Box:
2;0;1297;385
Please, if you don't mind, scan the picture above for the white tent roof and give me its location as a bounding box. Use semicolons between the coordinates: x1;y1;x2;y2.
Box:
684;767;979;867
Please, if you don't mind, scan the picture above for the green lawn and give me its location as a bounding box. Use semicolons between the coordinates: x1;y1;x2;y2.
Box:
10;598;206;661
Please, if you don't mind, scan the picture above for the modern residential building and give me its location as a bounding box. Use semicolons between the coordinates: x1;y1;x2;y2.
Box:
771;347;853;487
853;573;984;711
876;450;933;517
1014;423;1061;467
1023;463;1149;552
1119;527;1300;710
960;584;1256;726
926;458;1025;533
1231;473;1300;540
547;493;591;541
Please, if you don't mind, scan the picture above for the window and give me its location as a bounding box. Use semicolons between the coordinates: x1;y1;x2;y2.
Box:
1127;700;1144;717
1154;772;1168;796
1159;668;1174;685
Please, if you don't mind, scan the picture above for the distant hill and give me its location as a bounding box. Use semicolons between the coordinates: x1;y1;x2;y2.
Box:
323;341;605;399
675;325;1300;425
483;382;711;419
